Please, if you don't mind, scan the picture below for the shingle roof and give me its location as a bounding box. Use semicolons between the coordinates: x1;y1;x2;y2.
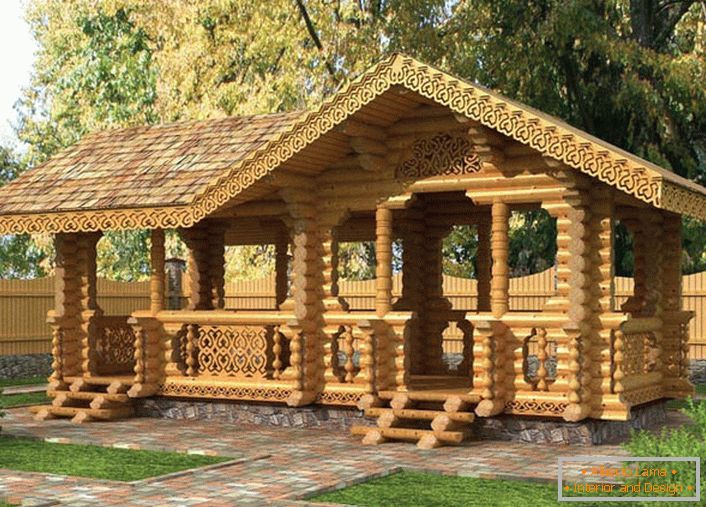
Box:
0;112;300;213
0;53;703;234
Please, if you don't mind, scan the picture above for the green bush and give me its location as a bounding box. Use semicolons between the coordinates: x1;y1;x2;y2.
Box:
623;400;706;506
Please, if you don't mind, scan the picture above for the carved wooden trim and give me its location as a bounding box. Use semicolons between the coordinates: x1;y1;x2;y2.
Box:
0;54;702;234
395;132;480;180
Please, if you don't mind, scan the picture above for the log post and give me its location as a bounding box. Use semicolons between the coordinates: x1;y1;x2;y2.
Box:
207;221;227;310
393;205;425;377
562;190;594;422
661;213;693;396
589;186;614;413
275;227;290;309
53;233;81;379
321;225;348;312
490;199;510;318
375;206;393;317
150;229;165;314
475;213;492;311
473;319;510;417
77;232;102;377
47;311;66;389
280;187;326;406
165;258;186;310
393;206;424;312
180;225;213;310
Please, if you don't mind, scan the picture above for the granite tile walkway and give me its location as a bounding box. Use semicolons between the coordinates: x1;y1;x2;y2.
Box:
0;408;637;506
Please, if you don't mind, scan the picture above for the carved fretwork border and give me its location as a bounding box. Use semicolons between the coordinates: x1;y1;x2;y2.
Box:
661;182;706;221
1;54;703;234
159;381;293;403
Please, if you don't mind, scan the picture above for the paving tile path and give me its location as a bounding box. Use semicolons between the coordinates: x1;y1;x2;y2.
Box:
0;408;636;506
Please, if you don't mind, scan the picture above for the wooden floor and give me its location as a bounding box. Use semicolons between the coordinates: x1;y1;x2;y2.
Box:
379;375;478;403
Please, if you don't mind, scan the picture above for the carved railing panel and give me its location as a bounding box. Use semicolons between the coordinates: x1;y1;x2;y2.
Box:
158;312;293;381
93;315;136;375
197;325;269;378
611;317;662;394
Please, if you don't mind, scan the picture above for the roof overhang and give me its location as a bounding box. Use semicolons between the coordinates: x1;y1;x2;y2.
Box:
0;53;704;234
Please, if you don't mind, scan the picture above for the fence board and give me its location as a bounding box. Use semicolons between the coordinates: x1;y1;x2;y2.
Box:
1;269;705;360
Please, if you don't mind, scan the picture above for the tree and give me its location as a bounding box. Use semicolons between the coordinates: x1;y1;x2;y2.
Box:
0;145;48;278
11;0;705;280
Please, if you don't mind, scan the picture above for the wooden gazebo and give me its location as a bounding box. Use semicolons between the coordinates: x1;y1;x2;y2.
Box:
0;55;704;448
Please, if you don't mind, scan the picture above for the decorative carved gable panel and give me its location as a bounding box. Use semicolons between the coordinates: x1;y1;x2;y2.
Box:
395;133;480;180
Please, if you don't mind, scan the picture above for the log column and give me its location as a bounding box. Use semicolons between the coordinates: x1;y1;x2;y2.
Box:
180;225;213;310
279;187;326;406
642;212;664;373
661;213;692;396
50;233;82;385
590;186;616;413
473;199;512;417
562;190;595;422
207;221;226;310
375;206;393;317
275;227;290;309
150;229;165;314
490;199;510;318
320;223;348;312
420;212;452;375
77;232;102;377
475;212;492;311
393;206;425;312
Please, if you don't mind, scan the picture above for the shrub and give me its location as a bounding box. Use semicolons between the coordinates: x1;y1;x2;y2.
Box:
624;400;706;506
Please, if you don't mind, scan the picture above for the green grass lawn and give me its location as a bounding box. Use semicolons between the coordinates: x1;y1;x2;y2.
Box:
309;471;561;507
0;436;230;481
0;377;46;389
0;391;49;408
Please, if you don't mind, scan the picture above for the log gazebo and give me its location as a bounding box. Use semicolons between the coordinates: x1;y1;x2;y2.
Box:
0;55;704;448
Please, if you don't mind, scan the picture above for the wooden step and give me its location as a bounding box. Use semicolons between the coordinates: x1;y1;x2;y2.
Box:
365;407;475;423
351;425;469;445
48;390;130;403
378;390;479;403
64;376;136;387
29;404;134;423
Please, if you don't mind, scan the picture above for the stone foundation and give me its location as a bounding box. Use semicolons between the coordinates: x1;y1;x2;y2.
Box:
473;401;667;446
135;397;369;430
0;354;51;380
137;397;667;445
690;360;706;385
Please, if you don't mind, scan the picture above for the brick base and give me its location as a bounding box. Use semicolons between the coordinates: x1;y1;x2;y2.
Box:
135;398;369;430
136;397;667;445
473;401;667;445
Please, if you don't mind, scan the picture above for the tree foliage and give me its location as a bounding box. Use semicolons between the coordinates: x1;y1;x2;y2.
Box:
3;0;704;280
0;145;48;278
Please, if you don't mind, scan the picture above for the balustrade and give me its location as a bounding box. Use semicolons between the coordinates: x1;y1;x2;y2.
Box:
157;311;292;381
92;316;136;375
319;311;414;405
611;317;663;394
521;327;556;391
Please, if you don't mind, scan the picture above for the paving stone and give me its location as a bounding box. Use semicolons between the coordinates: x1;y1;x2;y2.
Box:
0;407;650;506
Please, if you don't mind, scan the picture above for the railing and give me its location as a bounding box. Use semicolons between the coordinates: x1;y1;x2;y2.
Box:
611;317;662;394
157;311;293;381
319;311;415;404
429;311;473;376
92;315;136;375
522;327;557;391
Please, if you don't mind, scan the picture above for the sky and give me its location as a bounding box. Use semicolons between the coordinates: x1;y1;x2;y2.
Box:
0;0;37;146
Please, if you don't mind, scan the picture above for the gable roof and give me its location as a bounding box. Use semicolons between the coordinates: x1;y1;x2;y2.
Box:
0;53;704;234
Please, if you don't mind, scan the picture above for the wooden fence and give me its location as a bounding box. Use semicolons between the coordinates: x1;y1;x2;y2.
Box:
1;269;705;359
